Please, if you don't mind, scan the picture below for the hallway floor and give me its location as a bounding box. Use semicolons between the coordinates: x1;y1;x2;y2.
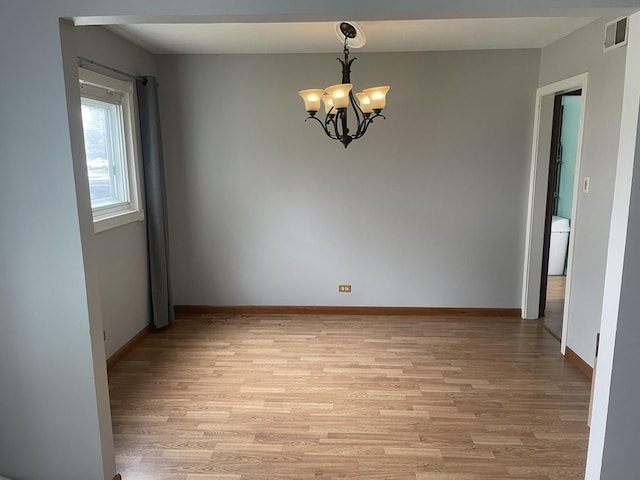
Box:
541;275;566;341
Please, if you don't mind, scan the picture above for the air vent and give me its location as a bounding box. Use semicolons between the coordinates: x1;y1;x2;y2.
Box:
604;17;628;52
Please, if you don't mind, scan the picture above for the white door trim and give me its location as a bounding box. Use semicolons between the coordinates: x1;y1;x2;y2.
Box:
521;72;588;355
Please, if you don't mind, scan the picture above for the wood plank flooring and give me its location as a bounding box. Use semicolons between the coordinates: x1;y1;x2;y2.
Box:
541;276;566;341
108;314;591;480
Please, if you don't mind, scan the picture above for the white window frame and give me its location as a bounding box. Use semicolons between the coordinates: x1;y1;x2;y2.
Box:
79;67;144;233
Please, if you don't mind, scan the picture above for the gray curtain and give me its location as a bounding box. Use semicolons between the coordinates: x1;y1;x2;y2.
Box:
137;76;174;329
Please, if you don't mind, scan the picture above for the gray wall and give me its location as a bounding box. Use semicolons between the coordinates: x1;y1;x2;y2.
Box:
159;50;540;308
539;17;627;365
0;15;112;480
69;26;155;357
600;104;640;480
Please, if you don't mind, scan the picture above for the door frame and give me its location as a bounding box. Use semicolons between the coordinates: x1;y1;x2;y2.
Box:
521;73;588;354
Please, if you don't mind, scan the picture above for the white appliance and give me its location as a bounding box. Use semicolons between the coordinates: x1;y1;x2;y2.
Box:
548;216;570;275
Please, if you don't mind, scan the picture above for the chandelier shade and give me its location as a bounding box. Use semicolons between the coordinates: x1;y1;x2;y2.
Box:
298;89;325;113
324;84;353;109
298;22;389;148
355;92;373;114
322;95;335;115
363;86;390;110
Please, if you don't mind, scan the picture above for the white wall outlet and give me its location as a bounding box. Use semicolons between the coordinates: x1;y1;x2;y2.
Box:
583;176;591;193
338;284;352;293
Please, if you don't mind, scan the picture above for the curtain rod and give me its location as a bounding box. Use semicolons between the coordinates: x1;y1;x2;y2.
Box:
77;56;148;85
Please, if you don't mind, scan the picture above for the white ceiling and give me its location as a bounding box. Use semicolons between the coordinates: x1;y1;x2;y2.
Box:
107;17;598;55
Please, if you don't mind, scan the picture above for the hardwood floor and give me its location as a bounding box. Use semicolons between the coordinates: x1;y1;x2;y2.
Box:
109;314;590;479
541;276;566;341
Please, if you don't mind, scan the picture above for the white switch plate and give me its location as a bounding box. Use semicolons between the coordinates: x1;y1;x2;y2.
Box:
583;176;591;193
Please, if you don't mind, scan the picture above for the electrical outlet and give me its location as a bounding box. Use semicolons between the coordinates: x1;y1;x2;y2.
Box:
338;284;352;293
583;176;591;193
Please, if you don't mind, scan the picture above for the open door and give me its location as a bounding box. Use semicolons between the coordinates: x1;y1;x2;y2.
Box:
539;89;581;338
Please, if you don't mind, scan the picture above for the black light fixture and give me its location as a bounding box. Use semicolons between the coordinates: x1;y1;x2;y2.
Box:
298;22;390;148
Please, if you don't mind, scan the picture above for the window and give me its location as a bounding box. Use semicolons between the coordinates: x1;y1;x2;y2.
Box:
79;68;143;232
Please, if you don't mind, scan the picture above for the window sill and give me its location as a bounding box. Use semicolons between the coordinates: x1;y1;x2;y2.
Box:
93;209;145;234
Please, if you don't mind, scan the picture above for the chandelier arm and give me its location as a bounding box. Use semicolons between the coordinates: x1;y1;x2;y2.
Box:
304;115;324;127
349;90;366;138
351;120;368;140
306;114;353;143
324;114;340;140
305;115;338;140
353;112;386;140
351;117;370;140
329;112;342;140
340;110;350;144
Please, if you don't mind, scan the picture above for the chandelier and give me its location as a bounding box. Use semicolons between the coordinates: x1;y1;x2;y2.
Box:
298;22;390;148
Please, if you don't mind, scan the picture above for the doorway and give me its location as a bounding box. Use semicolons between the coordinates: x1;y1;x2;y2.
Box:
539;90;582;340
521;73;588;354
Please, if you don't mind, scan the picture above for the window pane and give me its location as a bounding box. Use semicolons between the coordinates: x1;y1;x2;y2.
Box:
80;97;128;208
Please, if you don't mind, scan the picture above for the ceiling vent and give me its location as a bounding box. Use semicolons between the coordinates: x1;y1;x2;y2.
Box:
604;17;628;52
